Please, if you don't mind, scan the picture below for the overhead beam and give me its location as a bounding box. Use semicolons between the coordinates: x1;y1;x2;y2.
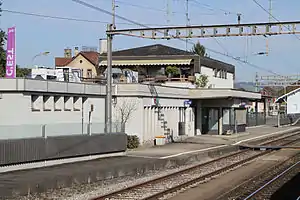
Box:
257;74;300;87
107;20;300;39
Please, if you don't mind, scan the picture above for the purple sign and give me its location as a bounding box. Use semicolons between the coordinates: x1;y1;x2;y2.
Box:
6;27;16;78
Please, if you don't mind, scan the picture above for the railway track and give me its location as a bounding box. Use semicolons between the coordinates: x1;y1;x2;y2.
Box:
216;153;300;200
93;132;300;200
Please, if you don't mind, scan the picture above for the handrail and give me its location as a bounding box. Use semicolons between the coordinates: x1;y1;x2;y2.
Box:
141;77;194;82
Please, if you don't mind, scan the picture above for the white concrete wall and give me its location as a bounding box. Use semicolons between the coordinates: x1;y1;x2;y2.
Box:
0;93;105;139
112;97;144;138
287;92;300;114
163;82;196;88
199;66;234;89
113;96;195;144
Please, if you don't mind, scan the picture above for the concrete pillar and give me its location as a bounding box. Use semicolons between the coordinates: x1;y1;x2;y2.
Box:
218;107;223;135
263;98;267;123
277;103;281;127
196;101;202;135
255;101;258;126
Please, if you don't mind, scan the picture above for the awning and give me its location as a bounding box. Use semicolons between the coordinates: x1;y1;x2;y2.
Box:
99;59;193;66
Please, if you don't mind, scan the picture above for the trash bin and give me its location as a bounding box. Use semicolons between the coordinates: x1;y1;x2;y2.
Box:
155;136;166;146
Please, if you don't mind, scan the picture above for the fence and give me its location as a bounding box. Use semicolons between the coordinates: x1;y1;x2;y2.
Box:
246;112;266;127
0;122;125;166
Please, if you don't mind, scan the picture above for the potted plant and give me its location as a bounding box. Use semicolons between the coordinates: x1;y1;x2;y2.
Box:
165;66;180;79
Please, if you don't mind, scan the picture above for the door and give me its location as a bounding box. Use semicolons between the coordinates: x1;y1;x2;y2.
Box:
208;108;219;134
201;108;209;134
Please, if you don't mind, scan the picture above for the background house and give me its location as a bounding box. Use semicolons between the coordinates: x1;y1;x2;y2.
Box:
55;47;100;80
98;43;235;89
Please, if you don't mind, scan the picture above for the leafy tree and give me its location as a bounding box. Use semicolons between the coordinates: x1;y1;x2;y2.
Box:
0;2;6;77
191;41;207;57
16;67;31;77
165;66;180;77
195;74;209;88
0;2;31;78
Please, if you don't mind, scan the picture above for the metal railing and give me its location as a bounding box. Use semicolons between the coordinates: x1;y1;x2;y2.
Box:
0;122;122;140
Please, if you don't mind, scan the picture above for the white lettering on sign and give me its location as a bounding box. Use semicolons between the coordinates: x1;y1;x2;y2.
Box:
6;48;15;76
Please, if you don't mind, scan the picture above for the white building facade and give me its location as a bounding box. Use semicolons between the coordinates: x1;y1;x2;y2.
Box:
0;79;106;140
0;78;260;145
276;88;300;114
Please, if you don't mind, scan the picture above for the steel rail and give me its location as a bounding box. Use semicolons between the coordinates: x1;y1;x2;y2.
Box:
243;160;300;200
143;151;270;200
93;131;300;200
215;151;300;200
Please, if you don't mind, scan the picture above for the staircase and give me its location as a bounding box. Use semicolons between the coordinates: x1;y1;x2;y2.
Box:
147;84;171;137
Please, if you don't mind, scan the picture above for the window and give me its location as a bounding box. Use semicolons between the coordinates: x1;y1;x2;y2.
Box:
214;69;218;77
73;96;81;111
64;96;72;111
31;95;41;111
43;95;52;111
179;107;186;122
87;69;93;78
54;96;63;111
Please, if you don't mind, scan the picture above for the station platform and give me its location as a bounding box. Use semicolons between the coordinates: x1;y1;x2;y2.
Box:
1;125;300;199
127;126;300;159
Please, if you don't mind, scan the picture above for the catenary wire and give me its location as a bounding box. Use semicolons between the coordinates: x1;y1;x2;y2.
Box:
252;0;300;41
2;9;180;26
116;0;214;16
72;0;279;75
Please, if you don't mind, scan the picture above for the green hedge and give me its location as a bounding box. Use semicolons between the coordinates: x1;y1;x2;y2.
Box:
127;135;140;149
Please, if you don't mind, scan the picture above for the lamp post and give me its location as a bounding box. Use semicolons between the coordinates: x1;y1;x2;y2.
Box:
31;51;50;67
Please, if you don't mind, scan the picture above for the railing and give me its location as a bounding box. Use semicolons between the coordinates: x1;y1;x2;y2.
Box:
140;76;196;83
0;78;107;95
0;122;122;140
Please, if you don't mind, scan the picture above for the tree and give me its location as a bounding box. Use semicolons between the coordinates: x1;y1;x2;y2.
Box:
195;74;209;88
191;41;207;57
114;98;138;132
0;2;31;78
0;2;6;77
16;67;31;77
165;66;180;77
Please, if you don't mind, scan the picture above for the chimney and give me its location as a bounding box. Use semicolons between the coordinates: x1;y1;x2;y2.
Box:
99;39;107;54
64;48;72;58
74;47;79;56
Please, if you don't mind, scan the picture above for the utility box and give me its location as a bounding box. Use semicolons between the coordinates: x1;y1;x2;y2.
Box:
155;136;166;146
178;122;186;136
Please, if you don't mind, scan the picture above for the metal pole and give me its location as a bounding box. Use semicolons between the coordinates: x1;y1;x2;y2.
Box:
112;0;116;29
255;72;259;92
277;104;281;127
105;24;113;134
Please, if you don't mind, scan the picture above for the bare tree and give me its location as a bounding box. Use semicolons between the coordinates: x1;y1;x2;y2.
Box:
114;98;138;132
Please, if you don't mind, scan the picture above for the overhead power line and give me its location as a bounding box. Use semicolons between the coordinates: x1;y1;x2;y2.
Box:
2;9;179;26
252;0;300;41
71;0;279;75
2;9;113;24
191;0;239;15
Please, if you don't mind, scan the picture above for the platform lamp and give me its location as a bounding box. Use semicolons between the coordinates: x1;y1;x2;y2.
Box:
31;51;50;67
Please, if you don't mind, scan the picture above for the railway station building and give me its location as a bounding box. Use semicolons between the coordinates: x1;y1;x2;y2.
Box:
0;43;262;145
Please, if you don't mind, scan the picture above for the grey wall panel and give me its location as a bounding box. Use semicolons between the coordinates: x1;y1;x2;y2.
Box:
0;138;45;165
46;135;91;159
0;133;127;166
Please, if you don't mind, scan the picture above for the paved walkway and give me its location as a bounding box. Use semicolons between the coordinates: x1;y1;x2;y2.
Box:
127;125;300;159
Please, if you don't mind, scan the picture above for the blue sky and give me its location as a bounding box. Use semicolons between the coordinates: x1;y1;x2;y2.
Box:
1;0;300;81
